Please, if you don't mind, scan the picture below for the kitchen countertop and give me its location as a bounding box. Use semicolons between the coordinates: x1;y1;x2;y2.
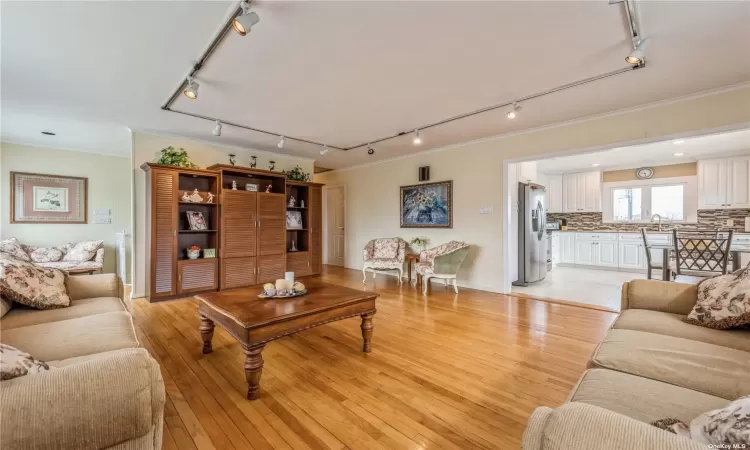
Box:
548;229;749;235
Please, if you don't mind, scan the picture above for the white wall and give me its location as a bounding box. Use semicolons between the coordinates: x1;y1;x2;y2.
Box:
130;132;314;297
0;143;131;274
316;86;750;293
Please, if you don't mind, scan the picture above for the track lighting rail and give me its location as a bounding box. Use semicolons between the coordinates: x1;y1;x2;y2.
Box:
160;1;647;153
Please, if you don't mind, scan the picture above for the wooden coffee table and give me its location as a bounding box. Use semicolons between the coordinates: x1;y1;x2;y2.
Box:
196;280;378;400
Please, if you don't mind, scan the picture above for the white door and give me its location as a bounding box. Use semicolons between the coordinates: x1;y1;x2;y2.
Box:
698;159;727;209
596;241;618;267
726;156;750;209
325;186;345;266
575;240;595;265
581;171;601;212
619;242;643;270
560;233;575;263
547;174;563;213
563;174;578;212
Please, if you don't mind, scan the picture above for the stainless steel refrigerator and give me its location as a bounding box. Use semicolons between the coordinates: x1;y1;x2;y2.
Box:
513;182;548;286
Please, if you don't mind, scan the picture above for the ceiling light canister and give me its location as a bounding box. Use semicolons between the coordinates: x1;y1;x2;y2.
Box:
212;121;222;136
320;145;329;156
278;136;285;149
233;1;260;36
507;102;522;120
413;130;422;146
625;38;648;65
183;77;199;99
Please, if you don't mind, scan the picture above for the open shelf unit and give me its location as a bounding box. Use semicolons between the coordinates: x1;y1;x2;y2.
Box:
178;171;218;261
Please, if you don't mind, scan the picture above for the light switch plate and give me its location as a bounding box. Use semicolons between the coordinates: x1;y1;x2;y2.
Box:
93;208;111;215
94;216;111;224
727;219;734;227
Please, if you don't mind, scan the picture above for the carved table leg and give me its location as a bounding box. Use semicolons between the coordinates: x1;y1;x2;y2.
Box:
361;311;375;353
199;315;215;354
244;346;265;400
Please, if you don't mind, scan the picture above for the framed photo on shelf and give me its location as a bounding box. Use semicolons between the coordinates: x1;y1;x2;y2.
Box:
245;183;258;192
186;211;208;230
10;172;87;223
286;211;303;229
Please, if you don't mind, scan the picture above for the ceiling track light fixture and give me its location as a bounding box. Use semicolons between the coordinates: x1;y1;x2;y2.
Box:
625;38;648;65
619;0;647;66
277;136;285;149
507;102;522;120
412;130;422;146
320;145;329;156
212;121;222;136
233;0;260;36
367;144;375;155
183;76;199;99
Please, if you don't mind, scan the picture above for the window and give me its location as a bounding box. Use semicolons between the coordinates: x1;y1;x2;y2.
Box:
604;179;694;223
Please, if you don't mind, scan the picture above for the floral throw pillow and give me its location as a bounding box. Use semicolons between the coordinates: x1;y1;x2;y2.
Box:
0;253;70;310
651;396;750;445
62;240;103;262
28;247;64;263
684;264;750;329
0;238;31;262
0;344;52;381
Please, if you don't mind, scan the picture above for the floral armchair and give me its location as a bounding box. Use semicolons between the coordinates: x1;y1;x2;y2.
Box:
415;241;470;294
362;238;408;284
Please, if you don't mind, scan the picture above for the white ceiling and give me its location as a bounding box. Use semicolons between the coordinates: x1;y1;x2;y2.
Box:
2;1;749;167
536;128;750;174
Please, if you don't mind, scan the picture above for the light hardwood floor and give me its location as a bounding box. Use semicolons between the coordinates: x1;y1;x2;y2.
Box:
130;266;618;450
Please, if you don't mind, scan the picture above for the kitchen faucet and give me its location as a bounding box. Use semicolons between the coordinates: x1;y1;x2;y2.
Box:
651;214;662;232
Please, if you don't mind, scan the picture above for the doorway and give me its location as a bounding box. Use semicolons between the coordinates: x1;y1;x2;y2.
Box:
324;185;345;266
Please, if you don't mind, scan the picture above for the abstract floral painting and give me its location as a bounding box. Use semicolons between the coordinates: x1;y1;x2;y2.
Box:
400;181;453;228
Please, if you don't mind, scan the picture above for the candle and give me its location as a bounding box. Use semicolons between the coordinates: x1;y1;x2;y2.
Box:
275;279;289;290
285;272;295;285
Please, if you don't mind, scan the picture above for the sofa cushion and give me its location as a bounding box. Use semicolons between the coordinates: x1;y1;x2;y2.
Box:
62;240;103;262
1;297;125;330
27;247;64;263
684;266;750;329
0;311;138;361
614;309;750;352
0;238;31;262
569;369;728;425
591;329;750;400
35;261;103;271
0;343;52;381
0;253;70;310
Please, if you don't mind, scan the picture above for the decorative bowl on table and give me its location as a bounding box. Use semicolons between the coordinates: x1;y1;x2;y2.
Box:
258;282;307;299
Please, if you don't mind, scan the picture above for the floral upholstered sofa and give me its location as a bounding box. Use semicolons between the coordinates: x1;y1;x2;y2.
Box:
0;238;104;273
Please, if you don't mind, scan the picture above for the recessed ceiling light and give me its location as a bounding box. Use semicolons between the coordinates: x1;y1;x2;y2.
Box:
674;152;684;156
41;131;56;136
673;139;685;145
592;163;600;167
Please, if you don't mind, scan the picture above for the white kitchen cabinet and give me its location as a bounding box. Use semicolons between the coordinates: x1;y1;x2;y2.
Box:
559;233;575;264
574;240;595;265
518;161;537;184
546;174;563;213
563;171;601;212
698;156;750;209
618;241;644;270
597;241;619;268
550;232;560;264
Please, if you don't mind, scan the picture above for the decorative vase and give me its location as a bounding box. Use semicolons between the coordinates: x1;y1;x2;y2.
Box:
229;154;236;166
187;249;200;260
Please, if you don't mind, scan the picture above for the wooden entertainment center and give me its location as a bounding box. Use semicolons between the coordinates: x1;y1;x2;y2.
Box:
141;163;323;301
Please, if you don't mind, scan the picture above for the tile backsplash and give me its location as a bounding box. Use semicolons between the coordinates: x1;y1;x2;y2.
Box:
547;209;750;233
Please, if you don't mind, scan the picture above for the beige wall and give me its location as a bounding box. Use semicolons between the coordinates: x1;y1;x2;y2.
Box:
0;143;131;274
131;132;314;297
316;86;750;293
603;162;697;182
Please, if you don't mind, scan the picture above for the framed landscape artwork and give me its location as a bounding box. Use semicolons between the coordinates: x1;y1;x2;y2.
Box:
400;180;453;228
10;172;87;223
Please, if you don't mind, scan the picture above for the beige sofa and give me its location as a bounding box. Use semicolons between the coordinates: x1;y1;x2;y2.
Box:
0;274;165;450
522;279;750;449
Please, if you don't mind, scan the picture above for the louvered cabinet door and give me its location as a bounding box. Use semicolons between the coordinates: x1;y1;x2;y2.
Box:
221;257;257;289
257;193;286;256
221;191;257;258
257;254;285;284
287;251;311;277
178;259;218;294
152;170;177;297
310;186;323;274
